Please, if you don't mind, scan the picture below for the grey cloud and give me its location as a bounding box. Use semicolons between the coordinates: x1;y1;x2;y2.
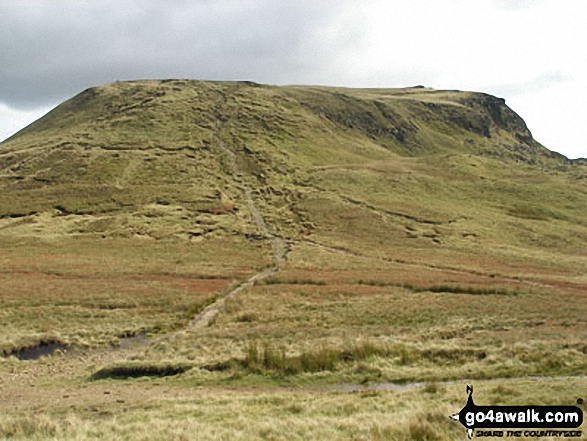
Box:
491;0;545;10
489;71;570;99
0;0;355;110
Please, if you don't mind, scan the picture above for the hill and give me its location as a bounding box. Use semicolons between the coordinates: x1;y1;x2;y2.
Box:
0;80;584;243
1;80;586;440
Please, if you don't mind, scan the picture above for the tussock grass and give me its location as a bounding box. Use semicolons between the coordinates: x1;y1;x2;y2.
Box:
243;341;338;374
357;280;518;295
262;277;327;285
204;341;393;376
0;415;58;439
409;284;517;296
203;341;489;377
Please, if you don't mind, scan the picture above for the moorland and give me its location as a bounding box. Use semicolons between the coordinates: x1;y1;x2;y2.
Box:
0;80;585;440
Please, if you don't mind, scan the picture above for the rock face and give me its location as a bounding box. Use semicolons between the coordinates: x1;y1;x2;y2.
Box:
462;94;531;136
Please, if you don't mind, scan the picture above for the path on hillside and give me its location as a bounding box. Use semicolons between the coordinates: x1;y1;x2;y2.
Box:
216;138;286;267
116;155;141;188
187;136;287;330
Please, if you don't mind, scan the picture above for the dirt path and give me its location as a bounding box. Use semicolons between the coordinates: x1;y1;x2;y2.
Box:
216;138;286;267
188;267;276;329
185;134;286;330
115;154;141;188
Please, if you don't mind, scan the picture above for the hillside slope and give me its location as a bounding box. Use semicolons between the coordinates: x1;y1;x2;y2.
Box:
1;80;587;344
1;80;585;253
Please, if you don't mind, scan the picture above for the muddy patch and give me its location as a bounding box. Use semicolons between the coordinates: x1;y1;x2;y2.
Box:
91;362;193;380
2;340;70;361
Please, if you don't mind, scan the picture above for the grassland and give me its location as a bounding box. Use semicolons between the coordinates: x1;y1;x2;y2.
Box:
1;376;585;440
0;80;586;439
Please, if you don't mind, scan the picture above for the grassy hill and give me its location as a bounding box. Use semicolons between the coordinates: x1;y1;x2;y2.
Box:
1;80;586;440
1;80;584;248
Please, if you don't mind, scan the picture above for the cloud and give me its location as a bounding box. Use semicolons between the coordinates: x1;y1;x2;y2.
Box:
0;103;53;142
488;71;571;99
0;0;355;109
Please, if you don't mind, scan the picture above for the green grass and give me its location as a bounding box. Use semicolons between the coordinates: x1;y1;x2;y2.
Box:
241;341;383;375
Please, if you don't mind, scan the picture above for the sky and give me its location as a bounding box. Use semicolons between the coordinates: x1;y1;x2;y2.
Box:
1;0;585;158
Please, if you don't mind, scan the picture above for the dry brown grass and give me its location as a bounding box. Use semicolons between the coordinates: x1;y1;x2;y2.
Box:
0;376;584;440
0;236;270;353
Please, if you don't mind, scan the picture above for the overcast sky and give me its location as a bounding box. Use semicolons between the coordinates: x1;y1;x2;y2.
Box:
1;0;585;158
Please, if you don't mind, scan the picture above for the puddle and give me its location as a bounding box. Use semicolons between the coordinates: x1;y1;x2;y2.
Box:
3;341;69;361
91;363;192;380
